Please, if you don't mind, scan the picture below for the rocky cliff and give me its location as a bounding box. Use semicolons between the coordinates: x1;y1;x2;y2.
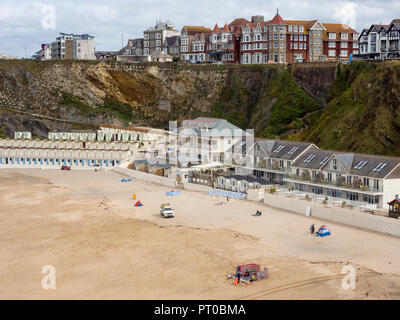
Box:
2;59;400;157
0;60;324;139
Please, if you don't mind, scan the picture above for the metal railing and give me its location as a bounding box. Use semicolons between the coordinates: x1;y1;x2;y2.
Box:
285;174;383;193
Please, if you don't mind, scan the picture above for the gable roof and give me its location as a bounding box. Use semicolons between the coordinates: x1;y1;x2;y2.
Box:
212;24;221;34
255;139;315;161
322;23;358;37
221;23;230;33
292;149;334;170
269;141;315;161
183;26;212;35
180;117;246;137
269;12;286;25
229;18;250;27
285;20;317;32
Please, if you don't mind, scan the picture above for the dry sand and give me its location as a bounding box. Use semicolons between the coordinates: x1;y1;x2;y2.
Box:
0;168;400;300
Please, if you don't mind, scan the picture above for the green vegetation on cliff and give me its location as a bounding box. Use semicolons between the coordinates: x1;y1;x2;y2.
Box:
210;65;321;138
299;61;400;156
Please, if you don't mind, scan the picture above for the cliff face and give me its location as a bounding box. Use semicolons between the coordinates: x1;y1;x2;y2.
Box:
0;60;320;138
2;60;400;157
298;61;400;156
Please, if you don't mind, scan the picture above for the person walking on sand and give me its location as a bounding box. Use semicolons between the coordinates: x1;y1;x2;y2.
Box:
310;224;315;235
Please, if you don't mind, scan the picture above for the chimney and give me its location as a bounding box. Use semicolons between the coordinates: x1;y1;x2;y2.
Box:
251;16;264;24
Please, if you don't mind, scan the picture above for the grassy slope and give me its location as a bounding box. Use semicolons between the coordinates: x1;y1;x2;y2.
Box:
299;61;400;156
210;65;321;137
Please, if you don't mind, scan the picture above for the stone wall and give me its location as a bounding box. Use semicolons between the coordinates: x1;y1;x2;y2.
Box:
183;183;213;193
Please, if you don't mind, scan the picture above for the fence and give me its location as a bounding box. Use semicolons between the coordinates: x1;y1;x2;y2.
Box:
263;192;400;237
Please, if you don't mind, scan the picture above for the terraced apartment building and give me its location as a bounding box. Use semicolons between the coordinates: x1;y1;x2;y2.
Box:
358;18;400;59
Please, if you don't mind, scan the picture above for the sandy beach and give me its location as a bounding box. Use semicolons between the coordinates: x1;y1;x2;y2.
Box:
0;168;400;300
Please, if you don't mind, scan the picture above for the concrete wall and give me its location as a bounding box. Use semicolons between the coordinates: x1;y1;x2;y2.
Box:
114;167;177;188
263;192;400;237
247;188;265;202
183;183;213;193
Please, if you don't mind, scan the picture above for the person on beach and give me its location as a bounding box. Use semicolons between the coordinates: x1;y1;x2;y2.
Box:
310;224;315;235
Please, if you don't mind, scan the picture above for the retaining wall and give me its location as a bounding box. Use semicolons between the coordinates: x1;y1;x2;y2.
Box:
114;168;177;188
183;183;213;193
263;193;400;237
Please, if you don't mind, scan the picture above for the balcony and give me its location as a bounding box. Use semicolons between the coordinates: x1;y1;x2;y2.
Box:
284;174;383;194
254;161;289;174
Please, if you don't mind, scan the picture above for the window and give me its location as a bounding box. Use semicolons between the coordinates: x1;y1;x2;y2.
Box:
274;34;278;40
354;160;368;170
299;34;303;41
341;33;348;40
155;33;161;39
289;25;293;32
320;156;330;165
294;26;298;33
340;50;348;57
304;154;316;163
329;41;336;48
287;147;300;155
294;43;298;49
299;26;304;32
274;145;285;153
329;49;336;57
373;163;387;172
294;34;298;41
341;42;348;48
329;33;336;39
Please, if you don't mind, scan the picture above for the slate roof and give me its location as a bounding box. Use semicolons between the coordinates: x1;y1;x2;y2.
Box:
180;117;247;137
255;139;315;161
337;153;400;179
292;149;334;170
134;159;171;169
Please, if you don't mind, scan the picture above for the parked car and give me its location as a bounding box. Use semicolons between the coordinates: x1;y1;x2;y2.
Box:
61;166;71;171
160;204;174;218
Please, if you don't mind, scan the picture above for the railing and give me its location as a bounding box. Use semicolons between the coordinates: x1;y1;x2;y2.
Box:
285;174;383;193
254;162;289;173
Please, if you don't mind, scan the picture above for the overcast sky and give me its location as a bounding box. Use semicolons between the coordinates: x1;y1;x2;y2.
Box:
0;0;398;58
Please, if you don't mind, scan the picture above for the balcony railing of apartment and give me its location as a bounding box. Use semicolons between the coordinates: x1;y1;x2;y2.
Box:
254;161;289;173
285;174;383;193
